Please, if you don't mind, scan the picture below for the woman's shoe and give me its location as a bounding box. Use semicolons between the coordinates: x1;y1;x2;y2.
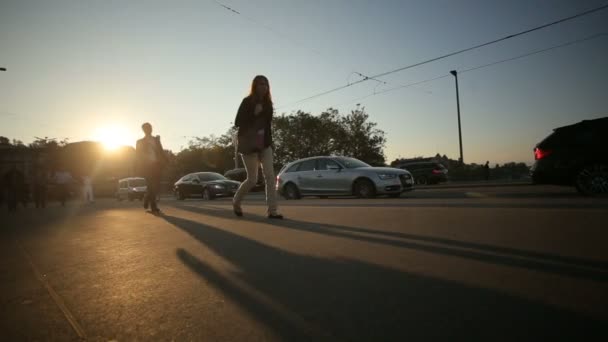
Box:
267;213;283;219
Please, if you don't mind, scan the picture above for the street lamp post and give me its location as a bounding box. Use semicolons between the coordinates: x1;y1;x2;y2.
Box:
450;70;464;165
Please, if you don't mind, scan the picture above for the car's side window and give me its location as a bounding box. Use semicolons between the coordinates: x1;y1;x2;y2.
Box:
286;163;299;173
318;158;340;170
317;159;328;170
297;160;316;171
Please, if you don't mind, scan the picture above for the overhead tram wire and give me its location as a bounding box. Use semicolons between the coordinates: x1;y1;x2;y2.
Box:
277;3;608;110
458;32;608;74
212;0;380;87
333;32;608;108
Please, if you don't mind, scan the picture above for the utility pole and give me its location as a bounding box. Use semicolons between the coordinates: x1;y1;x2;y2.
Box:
450;70;464;165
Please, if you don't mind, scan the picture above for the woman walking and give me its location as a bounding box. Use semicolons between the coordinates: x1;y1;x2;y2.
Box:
233;75;283;219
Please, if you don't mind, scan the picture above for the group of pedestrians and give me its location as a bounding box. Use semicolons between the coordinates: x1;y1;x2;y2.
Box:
136;75;283;219
2;166;95;212
6;75;282;217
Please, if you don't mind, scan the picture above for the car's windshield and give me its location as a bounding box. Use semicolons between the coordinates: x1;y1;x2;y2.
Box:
129;179;146;187
333;157;370;169
198;173;227;181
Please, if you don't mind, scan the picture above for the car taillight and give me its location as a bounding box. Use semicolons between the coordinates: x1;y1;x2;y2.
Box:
534;147;552;160
432;169;442;174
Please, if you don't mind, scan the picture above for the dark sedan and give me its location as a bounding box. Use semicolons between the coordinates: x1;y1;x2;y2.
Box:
174;172;240;200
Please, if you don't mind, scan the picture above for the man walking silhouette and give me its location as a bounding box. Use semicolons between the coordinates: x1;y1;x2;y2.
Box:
135;122;166;215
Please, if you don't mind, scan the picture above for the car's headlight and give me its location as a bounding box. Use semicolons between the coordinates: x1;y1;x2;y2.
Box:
402;173;412;179
377;173;398;180
212;184;225;189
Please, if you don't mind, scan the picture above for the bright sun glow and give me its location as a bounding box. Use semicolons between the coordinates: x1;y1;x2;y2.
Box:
93;125;135;151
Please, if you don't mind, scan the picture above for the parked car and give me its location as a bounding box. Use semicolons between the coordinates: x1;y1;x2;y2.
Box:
276;156;414;199
116;177;147;201
224;167;265;191
531;117;608;196
395;161;448;185
174;172;240;200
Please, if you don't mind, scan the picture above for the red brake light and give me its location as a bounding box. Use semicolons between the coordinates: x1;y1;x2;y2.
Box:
534;148;552;160
432;169;442;174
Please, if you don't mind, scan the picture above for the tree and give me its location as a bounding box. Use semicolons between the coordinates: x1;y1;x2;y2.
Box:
178;105;387;174
29;136;68;150
337;105;386;165
11;139;25;147
273;106;386;167
273;110;345;168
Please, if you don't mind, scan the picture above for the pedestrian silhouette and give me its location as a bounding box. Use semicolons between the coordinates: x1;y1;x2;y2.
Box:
136;122;167;215
82;175;94;203
232;75;283;219
484;161;490;181
3;164;24;212
54;169;72;206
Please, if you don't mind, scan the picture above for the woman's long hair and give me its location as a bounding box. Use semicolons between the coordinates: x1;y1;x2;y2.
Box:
249;75;273;105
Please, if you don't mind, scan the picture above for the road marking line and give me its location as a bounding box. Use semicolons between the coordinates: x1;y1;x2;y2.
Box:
16;240;87;340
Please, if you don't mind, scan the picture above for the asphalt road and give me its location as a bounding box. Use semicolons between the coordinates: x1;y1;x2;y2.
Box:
1;185;607;341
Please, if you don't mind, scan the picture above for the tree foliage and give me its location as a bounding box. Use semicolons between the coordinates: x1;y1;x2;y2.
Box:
273;105;386;167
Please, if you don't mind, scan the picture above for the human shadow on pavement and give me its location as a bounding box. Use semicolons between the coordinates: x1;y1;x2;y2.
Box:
172;204;608;282
164;214;606;341
286;201;608;209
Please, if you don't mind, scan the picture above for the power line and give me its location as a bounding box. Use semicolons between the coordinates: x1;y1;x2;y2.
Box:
212;0;375;85
277;3;608;109
459;32;607;74
324;32;607;109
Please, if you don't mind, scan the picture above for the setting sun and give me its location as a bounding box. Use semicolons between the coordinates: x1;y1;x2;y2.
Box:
93;125;135;151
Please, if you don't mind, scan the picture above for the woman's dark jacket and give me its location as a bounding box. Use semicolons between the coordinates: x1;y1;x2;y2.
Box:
234;96;273;153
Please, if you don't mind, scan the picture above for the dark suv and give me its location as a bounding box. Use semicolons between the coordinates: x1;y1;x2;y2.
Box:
396;162;448;185
531;117;608;195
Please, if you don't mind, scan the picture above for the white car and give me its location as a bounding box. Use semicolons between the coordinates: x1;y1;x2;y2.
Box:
276;156;414;199
116;177;147;201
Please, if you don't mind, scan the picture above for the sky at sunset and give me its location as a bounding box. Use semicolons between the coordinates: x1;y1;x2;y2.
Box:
1;0;607;165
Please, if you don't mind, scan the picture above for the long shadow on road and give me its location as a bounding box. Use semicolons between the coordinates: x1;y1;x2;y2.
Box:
172;204;608;282
162;214;606;341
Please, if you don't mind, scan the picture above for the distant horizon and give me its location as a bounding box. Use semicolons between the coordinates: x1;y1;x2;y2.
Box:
1;135;540;167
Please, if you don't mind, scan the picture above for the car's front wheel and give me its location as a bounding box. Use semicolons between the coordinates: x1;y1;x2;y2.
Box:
575;164;608;196
176;190;186;200
354;179;376;198
283;183;301;200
